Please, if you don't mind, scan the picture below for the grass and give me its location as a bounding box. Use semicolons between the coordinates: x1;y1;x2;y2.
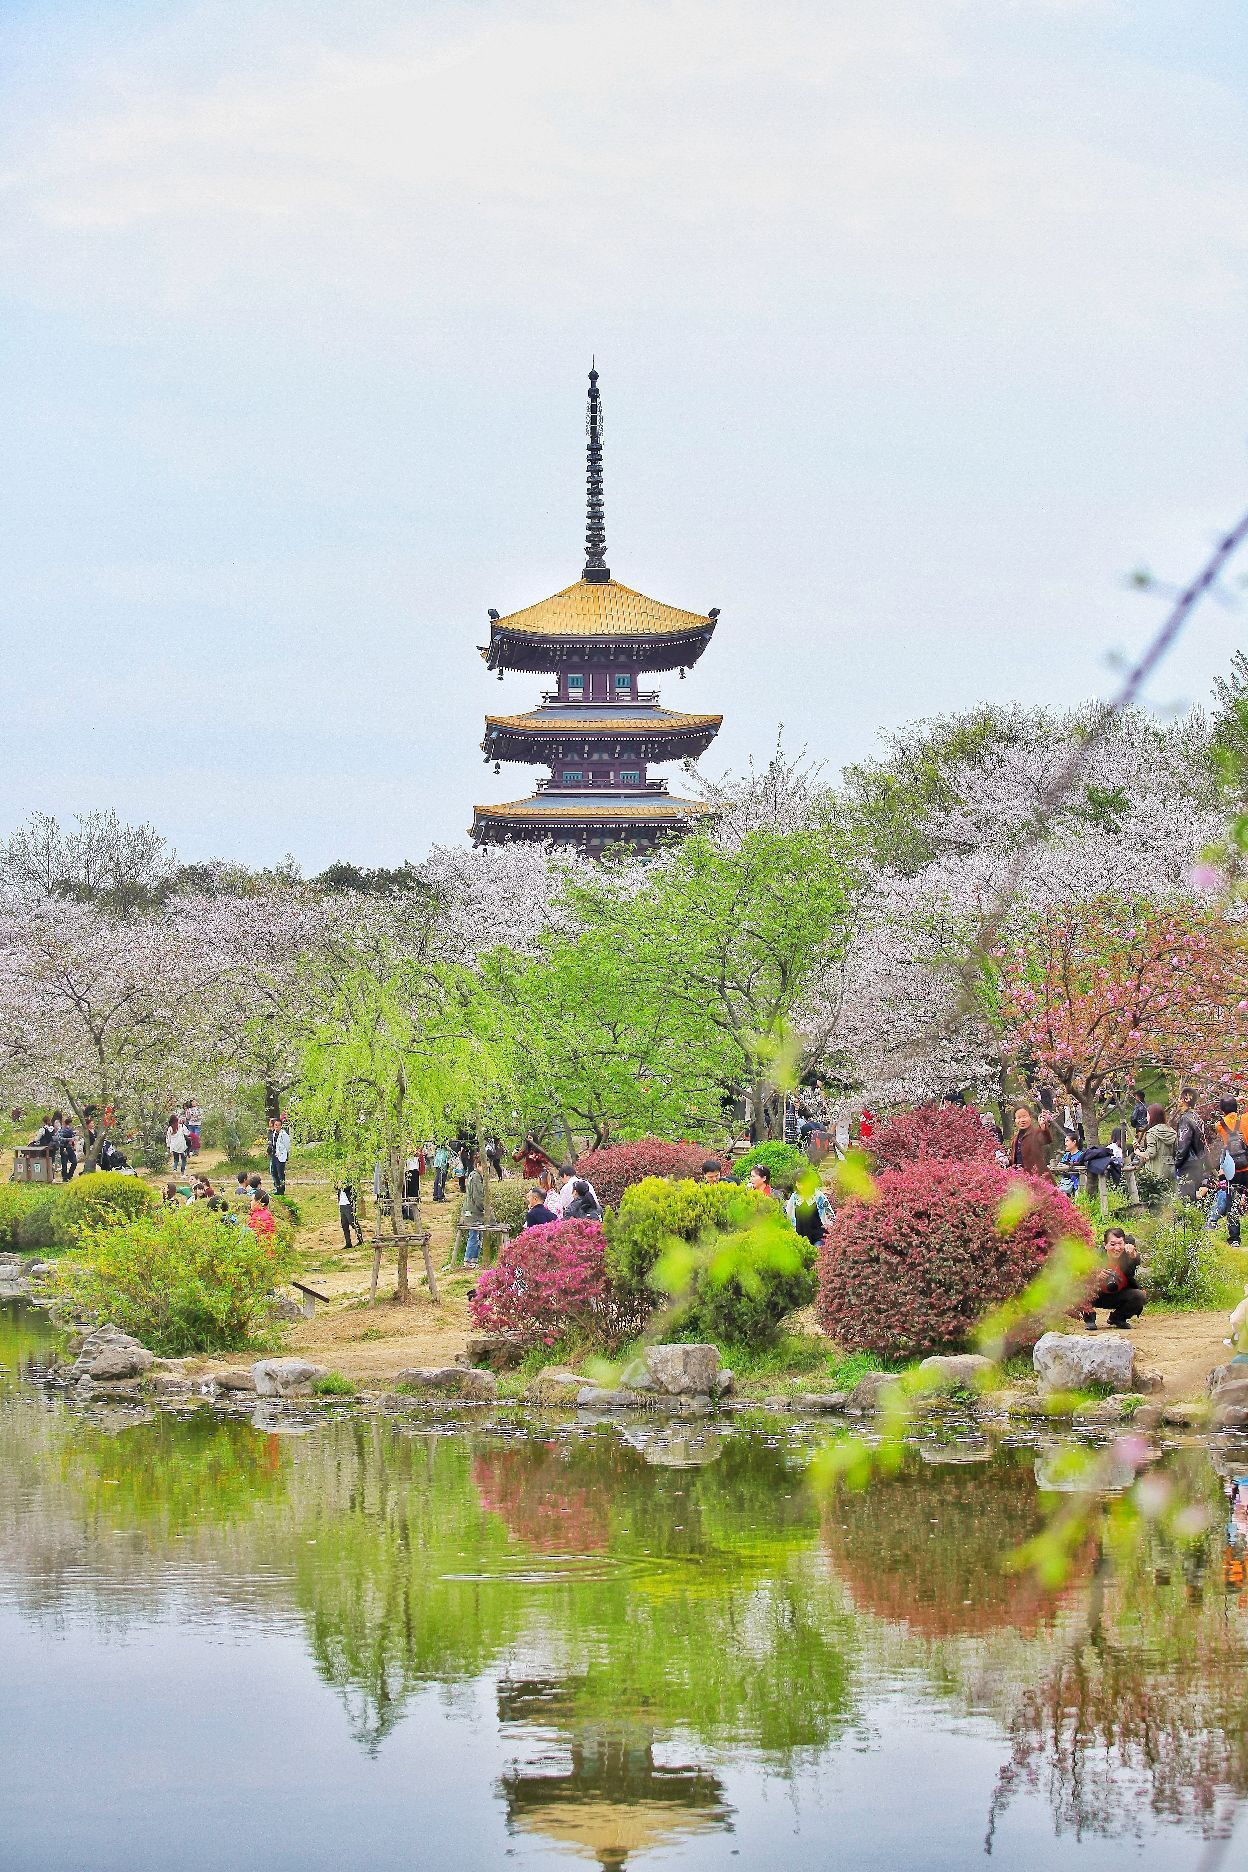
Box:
311;1371;357;1397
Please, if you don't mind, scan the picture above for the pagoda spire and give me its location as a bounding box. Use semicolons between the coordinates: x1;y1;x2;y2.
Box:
583;362;610;583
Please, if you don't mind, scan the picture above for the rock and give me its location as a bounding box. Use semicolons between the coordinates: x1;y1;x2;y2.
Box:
916;1354;996;1392
1033;1332;1135;1394
150;1375;193;1396
1208;1357;1248;1393
1134;1366;1164;1395
251;1357;325;1398
576;1386;656;1410
1072;1396;1133;1426
1208;1377;1248;1413
25;1262;53;1280
846;1371;900;1415
712;1368;734;1398
1162;1400;1209;1428
466;1332;526;1372
522;1367;586;1407
790;1391;850;1414
644;1343;722;1397
1132;1404;1164;1433
267;1295;303;1323
619;1357;660;1392
676;1393;714;1417
394;1366;497;1402
83;1345;153;1382
0;1253;21;1275
209;1368;258;1393
1213;1402;1248;1432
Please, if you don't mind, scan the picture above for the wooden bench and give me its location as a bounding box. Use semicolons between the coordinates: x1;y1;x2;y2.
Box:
290;1278;332;1321
447;1222;513;1270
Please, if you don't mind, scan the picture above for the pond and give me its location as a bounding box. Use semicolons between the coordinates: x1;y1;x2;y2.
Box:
2;1297;1246;1871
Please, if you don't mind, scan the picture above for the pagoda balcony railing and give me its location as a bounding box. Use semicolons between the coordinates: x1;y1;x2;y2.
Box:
538;688;661;706
534;777;671;795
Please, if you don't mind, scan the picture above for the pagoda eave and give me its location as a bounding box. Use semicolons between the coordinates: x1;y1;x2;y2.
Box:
484;625;714;676
471;793;708;849
482;722;721;765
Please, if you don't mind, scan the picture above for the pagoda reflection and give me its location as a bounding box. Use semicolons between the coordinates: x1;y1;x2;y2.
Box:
497;1677;732;1870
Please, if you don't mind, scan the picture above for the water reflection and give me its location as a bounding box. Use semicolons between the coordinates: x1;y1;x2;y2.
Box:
2;1299;1248;1868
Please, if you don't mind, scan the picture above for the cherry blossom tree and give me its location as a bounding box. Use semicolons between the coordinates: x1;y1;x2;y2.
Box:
990;896;1246;1141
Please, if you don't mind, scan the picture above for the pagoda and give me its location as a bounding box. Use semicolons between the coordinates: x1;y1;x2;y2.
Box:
471;367;721;852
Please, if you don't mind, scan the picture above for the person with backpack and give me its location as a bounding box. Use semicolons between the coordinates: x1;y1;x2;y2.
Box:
1174;1088;1210;1200
1136;1104;1178;1188
1216;1099;1248;1242
432;1142;450;1202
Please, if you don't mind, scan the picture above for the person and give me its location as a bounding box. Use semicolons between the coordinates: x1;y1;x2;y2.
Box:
513;1134;556;1181
1225;1282;1248;1353
184;1100;202;1155
485;1135;504;1180
234;1171;251;1208
564;1177;603;1222
701;1159;725;1183
523;1186;559;1228
403;1149;424;1217
1057;1132;1082;1197
32;1115;56;1150
748;1163;773;1196
432;1142;450;1203
98;1137;128;1172
247;1173;264;1204
550;1161;600;1219
1174;1088;1210;1201
1130;1087;1150;1135
858;1108;875;1144
269;1116;291;1195
166;1113;189;1174
247;1191;277;1241
337;1182;364;1249
461;1151;491;1266
1136;1104;1177;1187
1215;1098;1248;1243
56;1116;77;1182
1082;1227;1146;1330
1010;1109;1050;1178
451;1147;467;1196
162;1180;181;1208
785;1168;835;1243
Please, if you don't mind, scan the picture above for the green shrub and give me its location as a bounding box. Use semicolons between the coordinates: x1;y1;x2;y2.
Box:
1138;1202;1226;1308
59;1173;156;1234
729;1142;810;1194
487;1178;532;1235
605;1176;816;1348
0;1184;64;1250
53;1207;296;1356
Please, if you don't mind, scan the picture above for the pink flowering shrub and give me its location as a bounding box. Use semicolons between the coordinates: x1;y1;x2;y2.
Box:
468;1219;646;1348
870;1103;1000;1174
817;1160;1091;1359
575;1139;710;1212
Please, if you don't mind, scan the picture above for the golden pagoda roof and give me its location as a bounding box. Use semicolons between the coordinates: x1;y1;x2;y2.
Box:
484;710;722;735
473;795;709;822
492;579;713;642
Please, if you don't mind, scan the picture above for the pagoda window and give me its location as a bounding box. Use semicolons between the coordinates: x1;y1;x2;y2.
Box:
567;673;585;699
620;768;641;785
614;673;632;696
562;768;583;784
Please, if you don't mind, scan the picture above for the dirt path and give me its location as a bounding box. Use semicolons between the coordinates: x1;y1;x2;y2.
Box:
1129;1309;1233;1399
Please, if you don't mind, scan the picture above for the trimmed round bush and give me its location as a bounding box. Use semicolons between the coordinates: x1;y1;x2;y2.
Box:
59;1172;156;1235
574;1139;710;1212
729;1142;809;1194
817;1159;1091;1360
869;1103;1001;1174
606;1176;815;1349
487;1178;532;1236
467;1219;645;1348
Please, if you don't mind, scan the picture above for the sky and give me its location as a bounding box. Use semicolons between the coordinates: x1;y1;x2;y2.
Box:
1;0;1246;869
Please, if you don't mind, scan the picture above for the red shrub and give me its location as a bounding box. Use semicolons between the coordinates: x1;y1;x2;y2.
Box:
870;1102;1001;1174
817;1159;1091;1360
467;1219;643;1347
575;1139;710;1212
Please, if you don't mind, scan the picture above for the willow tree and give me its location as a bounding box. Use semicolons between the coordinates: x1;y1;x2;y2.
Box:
299;904;494;1301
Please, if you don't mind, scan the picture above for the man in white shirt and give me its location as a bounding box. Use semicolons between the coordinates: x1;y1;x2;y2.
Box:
550;1161;600;1218
271;1117;291;1195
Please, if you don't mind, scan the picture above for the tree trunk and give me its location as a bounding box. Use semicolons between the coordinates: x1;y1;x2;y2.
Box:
1079;1097;1101;1147
264;1080;282;1121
